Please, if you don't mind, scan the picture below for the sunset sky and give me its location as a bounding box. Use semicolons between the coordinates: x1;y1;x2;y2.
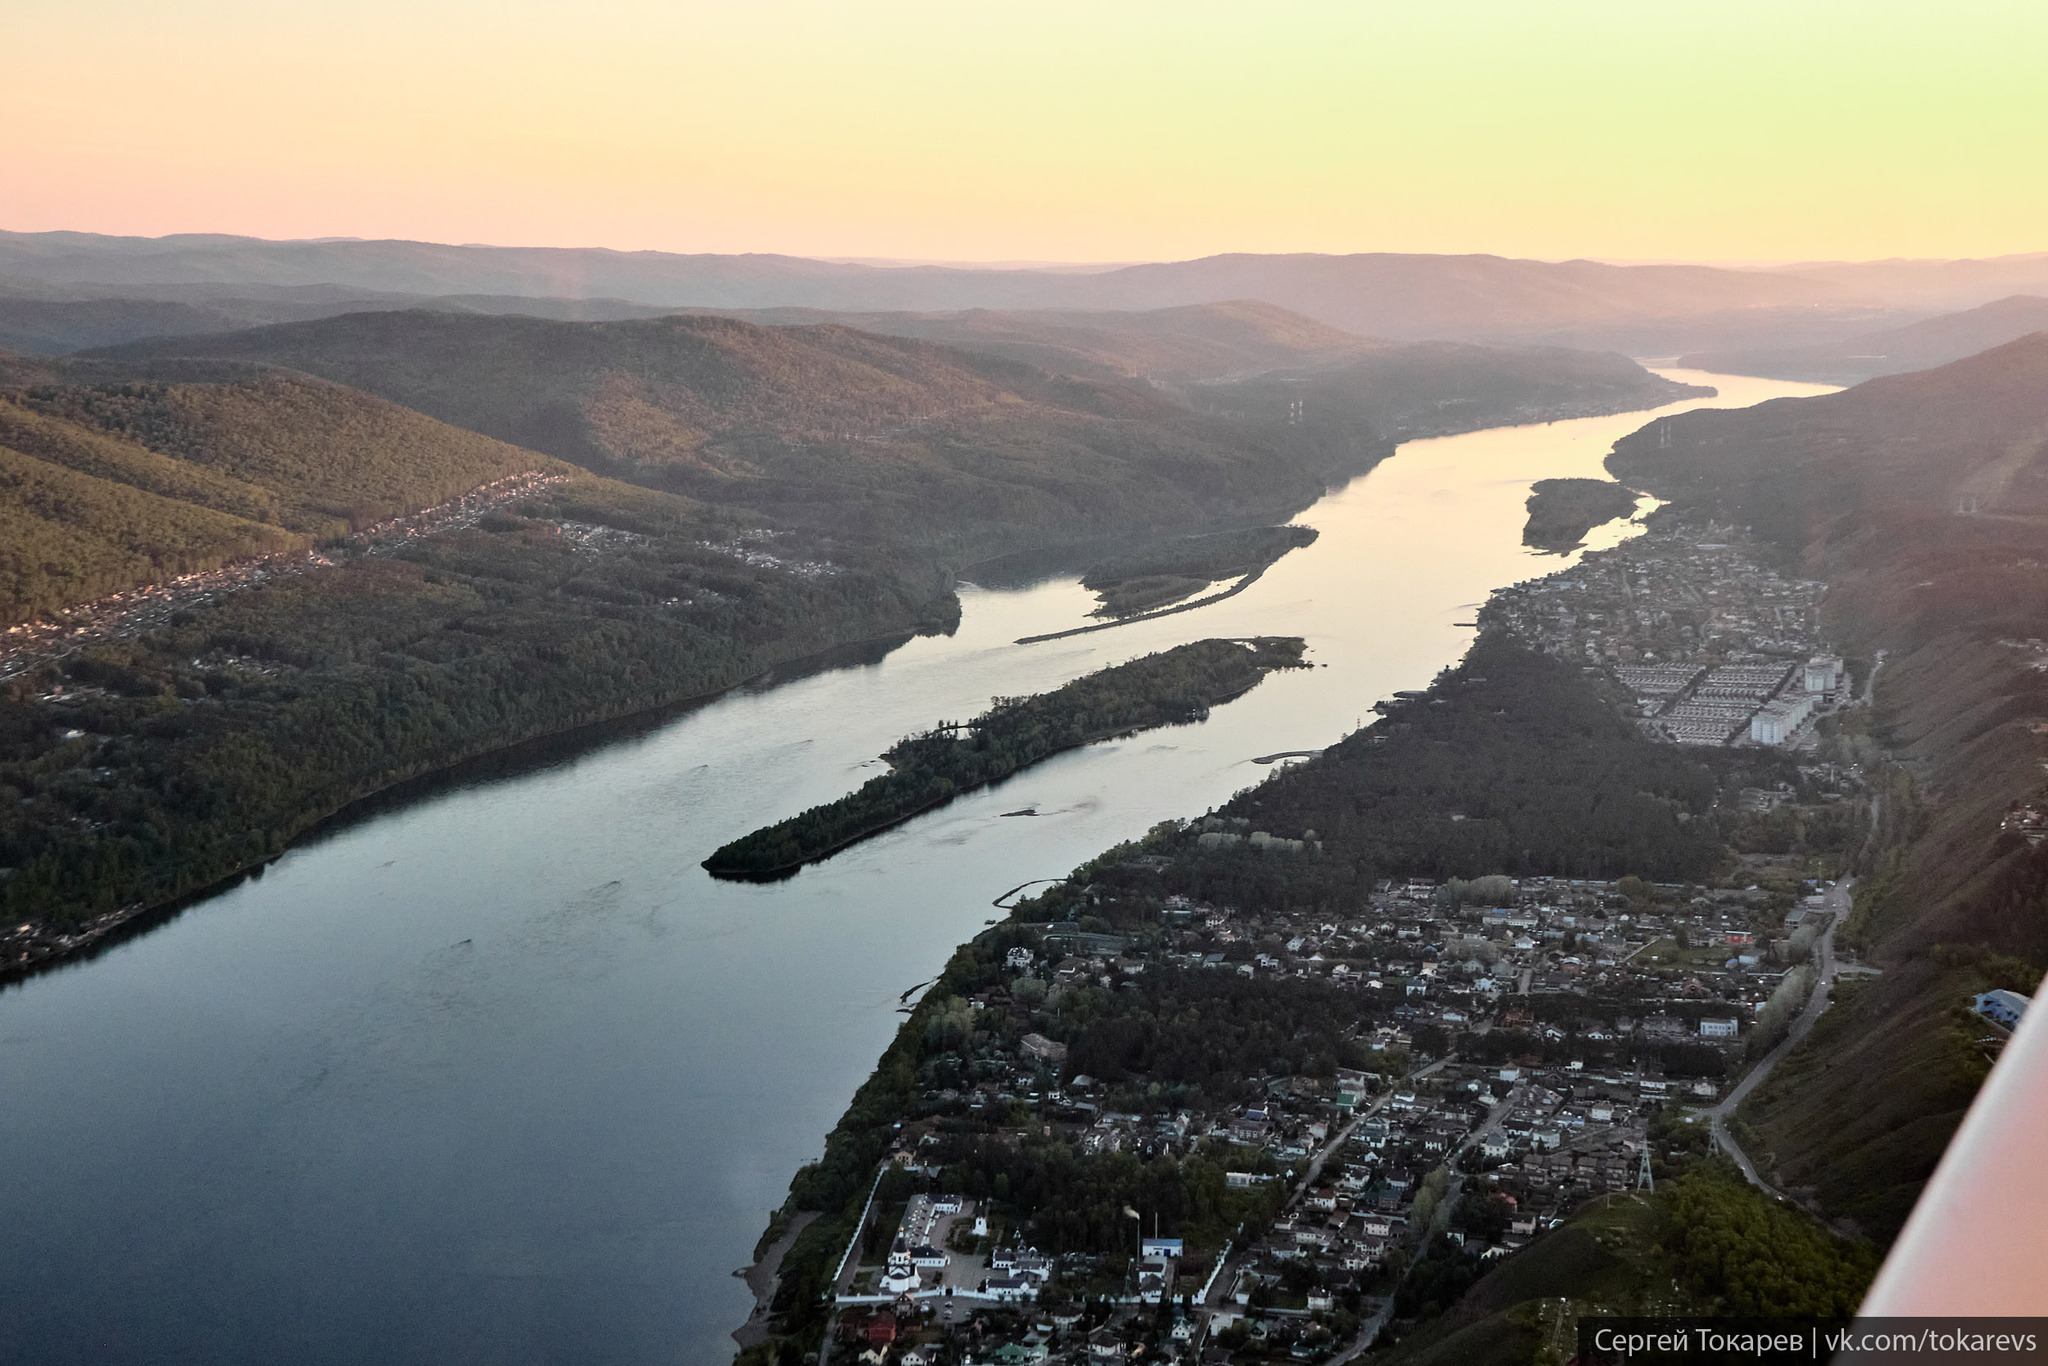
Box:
6;0;2043;263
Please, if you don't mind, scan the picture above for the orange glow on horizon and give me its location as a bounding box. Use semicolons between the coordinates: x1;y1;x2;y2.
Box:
4;0;2044;264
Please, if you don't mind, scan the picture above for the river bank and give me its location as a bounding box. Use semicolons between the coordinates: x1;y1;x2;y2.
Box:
702;638;1306;878
0;370;1837;1366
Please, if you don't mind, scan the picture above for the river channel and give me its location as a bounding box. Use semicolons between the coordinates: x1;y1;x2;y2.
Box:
0;370;1832;1365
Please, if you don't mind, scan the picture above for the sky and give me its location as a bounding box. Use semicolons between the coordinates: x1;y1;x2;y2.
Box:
5;0;2045;264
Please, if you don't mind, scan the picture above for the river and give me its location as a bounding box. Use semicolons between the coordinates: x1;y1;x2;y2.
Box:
0;369;1832;1365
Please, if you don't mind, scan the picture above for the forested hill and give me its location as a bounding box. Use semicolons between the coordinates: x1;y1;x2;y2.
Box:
1607;332;2048;1237
95;310;1336;558
1610;332;2048;641
0;367;558;623
682;300;1390;381
96;310;1705;561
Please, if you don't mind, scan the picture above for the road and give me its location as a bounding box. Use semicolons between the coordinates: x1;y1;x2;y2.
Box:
1206;1056;1452;1322
1708;877;1850;1194
1324;1080;1524;1362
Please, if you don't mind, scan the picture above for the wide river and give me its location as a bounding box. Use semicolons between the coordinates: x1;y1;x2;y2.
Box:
0;370;1830;1365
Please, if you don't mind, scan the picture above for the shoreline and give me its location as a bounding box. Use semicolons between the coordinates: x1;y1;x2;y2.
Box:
732;1211;818;1351
704;657;1287;879
1;621;936;990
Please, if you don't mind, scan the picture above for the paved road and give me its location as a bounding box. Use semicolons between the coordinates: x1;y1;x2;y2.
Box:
1208;1056;1452;1326
1708;878;1850;1194
1324;1079;1524;1361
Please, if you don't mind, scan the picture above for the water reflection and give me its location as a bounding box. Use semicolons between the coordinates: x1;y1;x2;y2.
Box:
0;370;1836;1365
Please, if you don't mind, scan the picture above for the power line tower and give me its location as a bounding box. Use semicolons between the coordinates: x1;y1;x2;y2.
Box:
1636;1144;1655;1192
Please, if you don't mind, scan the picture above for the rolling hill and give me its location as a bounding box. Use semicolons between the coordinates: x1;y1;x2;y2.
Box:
94;310;1702;560
683;299;1389;381
1679;294;2048;384
1779;253;2048;311
3;229;1861;344
0;366;560;624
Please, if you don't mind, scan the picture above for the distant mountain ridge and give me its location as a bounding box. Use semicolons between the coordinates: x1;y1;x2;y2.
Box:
1679;294;2048;384
1;229;1858;345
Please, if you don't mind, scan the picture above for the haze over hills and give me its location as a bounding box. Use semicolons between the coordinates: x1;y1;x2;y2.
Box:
93;309;1701;557
0;229;1881;348
1678;294;2048;385
1776;253;2048;310
1609;332;2048;1234
682;300;1390;382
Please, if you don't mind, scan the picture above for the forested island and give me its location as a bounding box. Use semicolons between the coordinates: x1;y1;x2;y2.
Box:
3;309;1709;972
734;625;1874;1366
1079;524;1318;617
702;637;1308;877
1520;477;1640;553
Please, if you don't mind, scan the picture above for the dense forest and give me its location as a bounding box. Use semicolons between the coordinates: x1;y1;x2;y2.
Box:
1520;478;1640;553
702;637;1307;876
1079;524;1318;617
1129;634;1755;918
0;477;951;936
93;313;1350;559
0;373;559;625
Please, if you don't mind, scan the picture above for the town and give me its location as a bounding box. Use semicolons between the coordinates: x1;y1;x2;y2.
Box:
1485;520;1851;749
769;516;1932;1365
795;859;1858;1365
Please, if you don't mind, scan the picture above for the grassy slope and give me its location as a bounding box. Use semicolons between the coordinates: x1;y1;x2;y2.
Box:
1607;334;2048;1239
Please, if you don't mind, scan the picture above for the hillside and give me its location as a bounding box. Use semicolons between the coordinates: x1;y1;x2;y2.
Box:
5;230;1861;344
1184;342;1712;444
94;311;1700;561
0;369;557;625
1377;1164;1872;1366
687;300;1388;381
1680;294;2048;384
1606;333;2048;1235
0;283;693;354
94;310;1331;558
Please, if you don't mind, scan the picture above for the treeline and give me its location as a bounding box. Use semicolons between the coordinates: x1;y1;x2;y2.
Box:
1112;634;1745;918
0;478;952;932
701;637;1307;877
942;1141;1286;1259
1046;967;1373;1106
1664;1164;1876;1315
